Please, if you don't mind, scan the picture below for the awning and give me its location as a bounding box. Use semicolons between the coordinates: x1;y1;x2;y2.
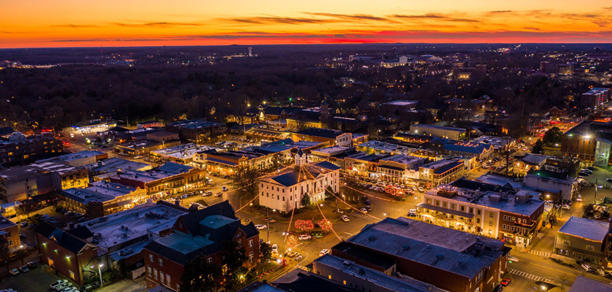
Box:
417;203;474;219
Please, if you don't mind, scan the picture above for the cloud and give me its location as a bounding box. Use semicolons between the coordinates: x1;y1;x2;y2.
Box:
1;31;10;34
523;27;541;31
51;24;100;28
112;22;203;27
222;16;333;25
392;14;481;23
303;12;389;22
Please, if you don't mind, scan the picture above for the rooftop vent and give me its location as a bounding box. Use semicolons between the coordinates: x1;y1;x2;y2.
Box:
368;235;376;241
358;268;365;275
436;254;444;260
402;245;410;251
342;261;350;267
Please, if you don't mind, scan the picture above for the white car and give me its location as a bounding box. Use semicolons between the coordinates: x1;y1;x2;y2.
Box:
576;194;582;202
418;187;425;192
299;234;312;241
508;255;519;263
340;215;350;222
50;280;68;289
319;249;330;256
255;224;267;230
360;208;368;214
272;244;278;254
562;204;571;210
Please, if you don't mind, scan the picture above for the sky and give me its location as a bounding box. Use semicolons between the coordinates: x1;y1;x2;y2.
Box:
1;0;612;48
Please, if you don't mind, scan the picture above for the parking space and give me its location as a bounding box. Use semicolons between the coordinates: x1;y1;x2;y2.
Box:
0;265;63;292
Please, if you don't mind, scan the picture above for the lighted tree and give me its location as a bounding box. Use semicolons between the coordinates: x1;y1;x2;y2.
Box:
286;235;298;250
318;219;333;233
294;219;314;232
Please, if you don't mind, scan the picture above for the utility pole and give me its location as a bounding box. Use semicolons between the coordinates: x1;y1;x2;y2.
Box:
595;179;598;205
266;207;270;243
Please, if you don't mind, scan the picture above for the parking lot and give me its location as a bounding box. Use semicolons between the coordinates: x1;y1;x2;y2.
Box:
0;265;64;292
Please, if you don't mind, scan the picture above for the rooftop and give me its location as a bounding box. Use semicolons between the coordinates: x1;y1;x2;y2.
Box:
0;216;17;230
315;254;447;292
569;276;612;292
37;150;104;163
383;100;418;107
262;161;340;187
410;124;466;133
295;128;345;139
346;217;506;278
83;201;187;249
558;216;610;242
526;169;571;181
156;232;214;255
86;158;151;173
30;160;81;176
166;119;223;129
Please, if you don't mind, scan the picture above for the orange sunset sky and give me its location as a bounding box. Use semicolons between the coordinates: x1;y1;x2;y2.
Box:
1;0;612;48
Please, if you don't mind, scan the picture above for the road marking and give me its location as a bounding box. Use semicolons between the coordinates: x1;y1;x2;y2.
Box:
508;268;547;282
529;250;552;257
528;262;579;277
296;265;308;271
344;232;354;236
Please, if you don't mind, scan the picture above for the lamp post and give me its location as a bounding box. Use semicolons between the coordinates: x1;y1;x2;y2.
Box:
98;263;104;287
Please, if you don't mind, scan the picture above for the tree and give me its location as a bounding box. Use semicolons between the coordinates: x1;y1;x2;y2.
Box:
542;126;563;145
301;193;310;207
260;242;272;263
180;254;221;292
324;186;336;199
221;240;248;290
232;166;260;200
294;220;314;233
318;219;333;233
532;139;544;154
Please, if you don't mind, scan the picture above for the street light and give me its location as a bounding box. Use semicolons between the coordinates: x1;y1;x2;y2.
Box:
98;263;104;287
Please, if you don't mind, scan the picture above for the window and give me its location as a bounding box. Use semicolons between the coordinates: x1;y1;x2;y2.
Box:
249;251;254;263
586;245;595;251
148;267;152;276
562;239;570;245
154;269;158;280
158;258;163;266
442;202;447;207
69;270;75;280
477;209;481;215
489;221;493;227
503;215;507;221
460;205;465;212
207;257;213;264
249;239;253;247
502;224;506;230
489;212;494;218
469;207;474;213
149;254;154;262
166;274;171;285
160;271;165;284
477;218;481;224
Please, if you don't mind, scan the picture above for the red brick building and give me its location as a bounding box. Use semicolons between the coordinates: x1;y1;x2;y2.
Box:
332;218;511;292
36;222;99;285
143;201;259;291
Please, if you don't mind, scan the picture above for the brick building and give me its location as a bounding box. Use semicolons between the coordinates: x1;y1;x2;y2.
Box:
332;217;511;292
143;201;259;291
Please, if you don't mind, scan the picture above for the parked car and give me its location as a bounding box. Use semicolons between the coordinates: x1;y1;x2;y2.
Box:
581;263;592;272
360;208;368;214
215;192;223;197
26;262;37;269
341;215;350;222
576;194;582;202
597;268;606;276
294;254;303;261
222;185;228;191
50;280;68;289
418;187;424;192
319;249;330;256
19;221;28;227
255;224;267;230
500;278;511;286
8;268;19;276
562;204;571;210
205;191;213;196
265;218;276;223
298;234;312;241
271;244;278;254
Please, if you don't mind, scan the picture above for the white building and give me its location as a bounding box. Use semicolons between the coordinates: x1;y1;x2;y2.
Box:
258;150;340;213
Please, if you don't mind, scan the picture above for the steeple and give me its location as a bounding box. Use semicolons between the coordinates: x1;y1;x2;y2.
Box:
295;148;307;166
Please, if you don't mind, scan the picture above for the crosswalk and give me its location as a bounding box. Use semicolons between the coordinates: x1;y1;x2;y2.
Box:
508;268;547;282
296;265;308;271
349;212;378;221
529;250;552;257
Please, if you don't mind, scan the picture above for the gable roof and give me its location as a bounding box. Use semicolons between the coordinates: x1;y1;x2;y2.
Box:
36;222;92;254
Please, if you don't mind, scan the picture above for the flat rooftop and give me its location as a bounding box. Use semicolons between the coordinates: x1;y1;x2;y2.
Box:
37;150;104;163
31;160;81;175
559;216;610;242
86;158;151;173
315;254;447;292
156;232;213;255
83;202;187;249
410;124;466;133
347;217;506;278
0;216;17;230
